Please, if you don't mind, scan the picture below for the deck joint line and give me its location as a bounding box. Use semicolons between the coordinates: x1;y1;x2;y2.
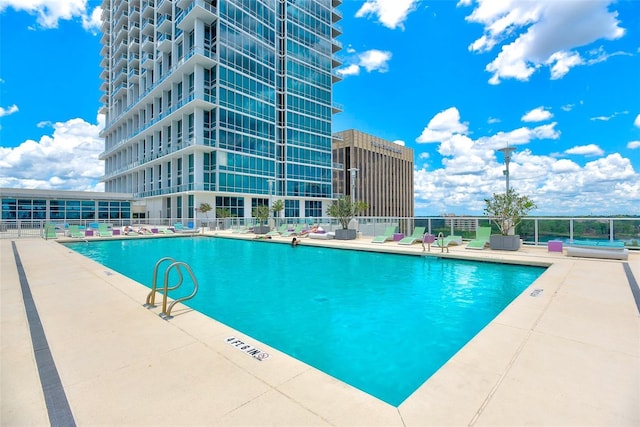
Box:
11;241;76;427
622;262;640;315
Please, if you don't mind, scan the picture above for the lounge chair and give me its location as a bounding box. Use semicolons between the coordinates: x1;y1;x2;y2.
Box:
97;223;113;237
372;226;397;243
267;224;288;237
281;224;304;237
435;235;463;251
68;225;85;238
44;224;58;239
397;226;426;245
174;223;198;233
466;227;492;250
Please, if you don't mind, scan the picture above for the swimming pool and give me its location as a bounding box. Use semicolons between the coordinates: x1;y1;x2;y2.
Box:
65;237;545;406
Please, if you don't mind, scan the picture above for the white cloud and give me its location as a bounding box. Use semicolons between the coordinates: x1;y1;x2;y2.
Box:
628;141;640;149
337;49;393;77
392;139;405;146
416;107;469;143
565;144;605;157
412;107;639;216
358;49;392;72
0;104;19;117
0;0;101;32
590;111;627;121
463;0;626;84
521;106;552;122
0;114;105;191
355;0;419;30
634;114;640;128
336;64;360;77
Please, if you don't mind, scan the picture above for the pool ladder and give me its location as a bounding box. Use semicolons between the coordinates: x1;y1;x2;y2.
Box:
144;257;199;320
437;232;447;253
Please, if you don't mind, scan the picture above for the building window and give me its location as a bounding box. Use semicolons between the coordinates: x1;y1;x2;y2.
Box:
305;200;322;218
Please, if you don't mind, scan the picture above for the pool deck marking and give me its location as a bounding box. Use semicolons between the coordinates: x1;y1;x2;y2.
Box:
623;262;640;314
9;241;76;427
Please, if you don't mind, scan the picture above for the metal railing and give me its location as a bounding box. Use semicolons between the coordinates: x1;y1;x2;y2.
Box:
1;216;638;249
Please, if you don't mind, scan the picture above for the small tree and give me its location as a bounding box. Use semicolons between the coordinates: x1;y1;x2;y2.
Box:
271;199;284;218
216;208;232;219
199;203;212;223
484;188;536;235
252;205;270;226
326;197;369;230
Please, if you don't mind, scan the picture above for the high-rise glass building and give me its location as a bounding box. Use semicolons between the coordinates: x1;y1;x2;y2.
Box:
99;0;342;221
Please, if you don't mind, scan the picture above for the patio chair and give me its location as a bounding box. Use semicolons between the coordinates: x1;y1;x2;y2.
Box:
466;227;492;250
68;225;85;238
397;227;426;245
267;224;288;237
372;226;397;243
281;224;304;237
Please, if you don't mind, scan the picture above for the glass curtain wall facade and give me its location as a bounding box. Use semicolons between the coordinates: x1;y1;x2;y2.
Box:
99;0;342;221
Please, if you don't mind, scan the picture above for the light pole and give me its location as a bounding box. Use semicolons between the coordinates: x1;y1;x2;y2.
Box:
498;144;516;193
267;179;274;220
348;168;358;204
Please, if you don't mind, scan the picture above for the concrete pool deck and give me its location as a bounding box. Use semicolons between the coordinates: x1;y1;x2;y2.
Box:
1;232;639;426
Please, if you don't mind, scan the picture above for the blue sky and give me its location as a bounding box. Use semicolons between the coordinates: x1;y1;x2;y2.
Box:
1;0;639;216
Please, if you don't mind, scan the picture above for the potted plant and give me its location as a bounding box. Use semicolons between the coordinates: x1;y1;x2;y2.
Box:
326;197;369;240
252;205;271;234
484;188;537;251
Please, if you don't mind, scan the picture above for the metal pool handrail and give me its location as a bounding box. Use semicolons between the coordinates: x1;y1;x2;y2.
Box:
145;256;181;307
159;261;199;320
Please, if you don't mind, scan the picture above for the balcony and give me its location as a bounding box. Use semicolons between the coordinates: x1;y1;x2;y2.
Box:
129;5;140;20
100;42;110;57
176;0;217;31
128;37;140;51
332;8;342;22
157;13;172;33
114;67;128;85
332;56;342;68
156;33;172;52
129;52;140;67
141;53;155;69
141;1;154;18
142;35;155;53
332;101;343;114
157;0;172;14
128;68;140;82
114;10;128;29
332;0;342;6
332;23;342;37
113;82;127;98
331;38;342;53
113;53;127;68
142;18;155;35
129;20;140;36
115;39;128;56
331;69;342;83
114;25;128;44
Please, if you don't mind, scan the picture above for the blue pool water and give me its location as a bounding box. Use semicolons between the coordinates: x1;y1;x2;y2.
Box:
65;237;545;406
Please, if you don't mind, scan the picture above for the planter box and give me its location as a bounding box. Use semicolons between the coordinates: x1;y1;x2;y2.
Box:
334;229;357;240
490;234;521;251
253;225;270;235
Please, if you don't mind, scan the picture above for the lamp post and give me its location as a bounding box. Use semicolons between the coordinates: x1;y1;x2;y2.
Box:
267;179;274;220
347;168;358;204
498;144;516;193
